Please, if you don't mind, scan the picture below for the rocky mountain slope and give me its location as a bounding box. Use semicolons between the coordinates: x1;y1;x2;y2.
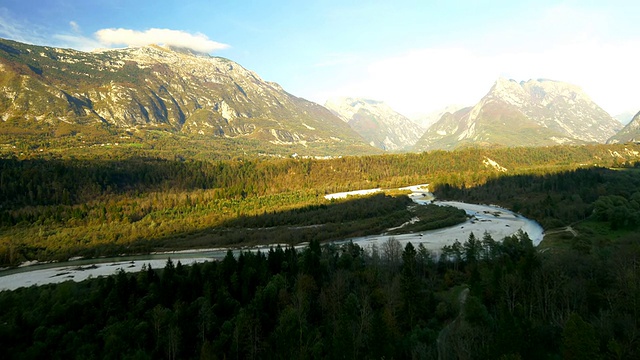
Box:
324;97;424;151
608;110;640;144
414;78;622;151
0;38;376;156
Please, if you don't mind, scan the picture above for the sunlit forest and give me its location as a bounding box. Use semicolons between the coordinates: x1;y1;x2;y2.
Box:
2;143;640;359
1;144;639;265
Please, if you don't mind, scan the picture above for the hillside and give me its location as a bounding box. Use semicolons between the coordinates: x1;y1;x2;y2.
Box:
0;38;377;157
324;97;425;151
414;78;621;151
608;110;640;144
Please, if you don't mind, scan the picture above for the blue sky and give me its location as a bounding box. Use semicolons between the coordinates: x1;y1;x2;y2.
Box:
1;0;639;116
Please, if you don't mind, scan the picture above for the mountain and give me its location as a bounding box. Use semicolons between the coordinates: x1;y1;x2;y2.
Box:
614;110;639;125
409;104;467;130
324;97;424;151
414;78;622;151
608;110;640;144
0;38;376;156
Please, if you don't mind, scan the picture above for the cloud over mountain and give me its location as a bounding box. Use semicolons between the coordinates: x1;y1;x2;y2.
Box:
0;9;229;55
94;28;229;53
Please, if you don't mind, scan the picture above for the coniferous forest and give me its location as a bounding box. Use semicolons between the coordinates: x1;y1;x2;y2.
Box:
2;144;640;359
2;231;639;359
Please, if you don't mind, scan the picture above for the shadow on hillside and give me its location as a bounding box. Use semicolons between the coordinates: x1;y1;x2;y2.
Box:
119;193;413;254
69;165;640;260
432;165;640;230
5;162;640;265
0;157;226;209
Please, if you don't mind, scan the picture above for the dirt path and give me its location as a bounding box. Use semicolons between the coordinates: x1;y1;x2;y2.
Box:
545;225;578;237
436;287;469;360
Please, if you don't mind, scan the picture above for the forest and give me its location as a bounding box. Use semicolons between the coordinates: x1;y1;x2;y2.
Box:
436;165;640;249
1;230;638;359
2;144;640;358
1;143;639;266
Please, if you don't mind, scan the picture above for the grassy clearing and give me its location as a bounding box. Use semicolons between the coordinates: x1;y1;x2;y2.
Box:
539;219;640;254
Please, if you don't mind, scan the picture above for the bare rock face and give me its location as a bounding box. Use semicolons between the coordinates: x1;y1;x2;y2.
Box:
608;110;640;144
0;38;373;154
414;78;622;151
324;97;425;151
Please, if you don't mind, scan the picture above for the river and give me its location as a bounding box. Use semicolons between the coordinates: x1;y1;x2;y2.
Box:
0;185;543;291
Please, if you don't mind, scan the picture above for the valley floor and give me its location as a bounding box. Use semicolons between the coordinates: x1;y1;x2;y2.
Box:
0;187;543;291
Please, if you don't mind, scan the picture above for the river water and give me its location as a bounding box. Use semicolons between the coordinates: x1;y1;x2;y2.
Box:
0;186;543;291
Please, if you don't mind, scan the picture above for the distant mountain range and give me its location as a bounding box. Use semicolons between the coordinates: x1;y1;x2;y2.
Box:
614;110;639;125
0;38;376;156
0;38;637;155
324;97;424;151
414;78;622;151
409;104;467;130
608;111;640;144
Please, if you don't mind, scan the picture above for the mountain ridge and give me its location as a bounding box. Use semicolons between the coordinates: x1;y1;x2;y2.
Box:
414;78;621;151
0;38;377;156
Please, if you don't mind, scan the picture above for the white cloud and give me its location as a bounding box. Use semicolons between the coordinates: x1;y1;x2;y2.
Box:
69;21;80;33
51;27;229;54
52;33;103;51
312;39;640;117
312;4;640;116
95;28;229;53
0;7;46;44
0;7;228;55
311;48;497;115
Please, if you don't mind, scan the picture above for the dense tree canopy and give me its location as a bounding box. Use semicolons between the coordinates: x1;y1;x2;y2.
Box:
2;143;640;358
3;231;640;359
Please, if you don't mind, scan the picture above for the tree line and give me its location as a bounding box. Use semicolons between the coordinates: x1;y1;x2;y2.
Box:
1;144;639;266
2;229;639;359
434;164;640;236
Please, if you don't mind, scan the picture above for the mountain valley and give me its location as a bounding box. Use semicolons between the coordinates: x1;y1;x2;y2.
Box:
324;97;424;151
2;35;640;360
608;110;640;144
